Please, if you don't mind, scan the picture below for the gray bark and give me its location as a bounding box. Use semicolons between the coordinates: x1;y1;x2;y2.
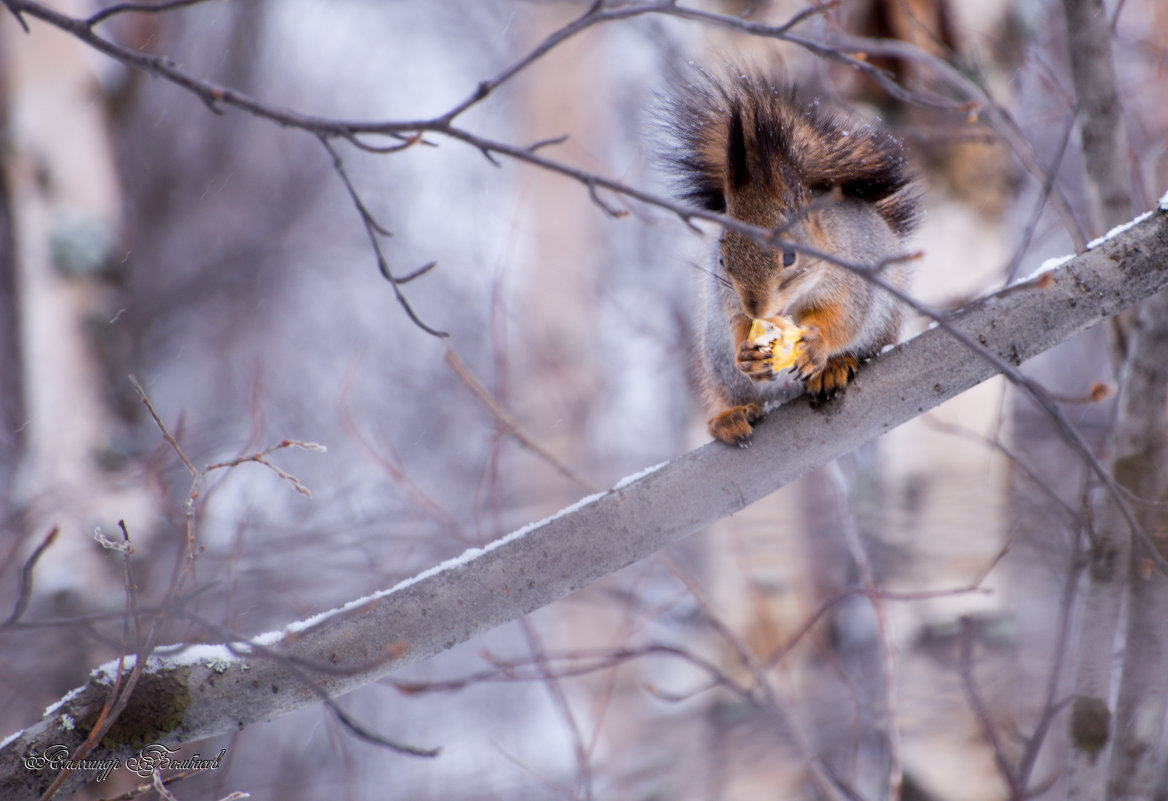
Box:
1059;1;1168;797
1;208;1167;800
1105;287;1168;800
1060;0;1132;234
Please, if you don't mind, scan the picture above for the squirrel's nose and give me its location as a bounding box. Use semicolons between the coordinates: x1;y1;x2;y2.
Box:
740;292;776;320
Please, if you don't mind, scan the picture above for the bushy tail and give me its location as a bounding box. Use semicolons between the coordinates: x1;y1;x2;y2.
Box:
663;71;920;236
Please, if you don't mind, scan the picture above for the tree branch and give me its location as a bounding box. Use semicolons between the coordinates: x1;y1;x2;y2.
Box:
2;205;1166;800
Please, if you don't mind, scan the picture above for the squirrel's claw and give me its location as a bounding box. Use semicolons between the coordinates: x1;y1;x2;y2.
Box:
709;403;763;445
801;354;859;400
735;340;780;382
793;328;828;381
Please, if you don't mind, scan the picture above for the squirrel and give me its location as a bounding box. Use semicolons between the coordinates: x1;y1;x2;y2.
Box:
664;71;921;445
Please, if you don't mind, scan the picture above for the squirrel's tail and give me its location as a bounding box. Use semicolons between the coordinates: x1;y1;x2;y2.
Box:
663;71;920;236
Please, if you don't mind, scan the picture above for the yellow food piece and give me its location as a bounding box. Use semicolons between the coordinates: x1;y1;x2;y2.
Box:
747;316;805;371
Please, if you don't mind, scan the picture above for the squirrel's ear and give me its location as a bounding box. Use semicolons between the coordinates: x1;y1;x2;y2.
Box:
726;108;753;191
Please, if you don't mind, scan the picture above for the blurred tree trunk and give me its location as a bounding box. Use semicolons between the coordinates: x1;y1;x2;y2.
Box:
0;149;22;505
1061;0;1168;798
0;1;157;672
1105;290;1168;800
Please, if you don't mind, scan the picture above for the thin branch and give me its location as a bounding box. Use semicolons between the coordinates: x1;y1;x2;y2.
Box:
920;415;1083;526
0;0;29;32
1;527;59;628
85;0;215;28
958;618;1021;797
660;554;853;801
179;613;439;757
586;179;629;218
527;134;569;153
387;642;751;701
0;583;218;633
1003;109;1079;284
445;350;601;492
319;137;448;338
96;767;200;801
436;0;842;125
129;374;197;480
1016;525;1085;792
334;358;469;540
40;523;144;801
205;439;326;498
394;260;439;285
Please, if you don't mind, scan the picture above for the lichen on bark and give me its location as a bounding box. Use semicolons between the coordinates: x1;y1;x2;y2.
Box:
76;667;192;750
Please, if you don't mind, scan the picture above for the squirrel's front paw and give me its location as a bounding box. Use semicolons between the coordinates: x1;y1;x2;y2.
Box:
736;340;781;382
709;403;763;446
794;329;858;400
736;317;802;382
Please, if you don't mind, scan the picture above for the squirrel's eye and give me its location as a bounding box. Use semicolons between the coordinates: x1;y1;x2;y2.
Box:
782;250;797;268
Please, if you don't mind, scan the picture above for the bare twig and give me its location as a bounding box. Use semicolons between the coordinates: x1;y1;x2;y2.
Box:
1016;525;1085;792
334;358;468;539
1003;110;1079;284
661;554;852;801
96;767;198;801
920;415;1083;526
318;137;447;337
1;527;59;628
128;374;198;480
85;0;215;28
445;350;600;492
0;0;30;32
958;618;1021;797
435;0;843;125
40;522;143;801
389;642;750;701
519;619;594;801
180;613;439;757
150;770;179;801
205;440;325;498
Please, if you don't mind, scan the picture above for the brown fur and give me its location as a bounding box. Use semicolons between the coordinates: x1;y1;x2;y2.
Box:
664;70;921;444
665;71;920;236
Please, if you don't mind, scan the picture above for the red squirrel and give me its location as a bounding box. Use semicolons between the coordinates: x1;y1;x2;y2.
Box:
665;72;920;445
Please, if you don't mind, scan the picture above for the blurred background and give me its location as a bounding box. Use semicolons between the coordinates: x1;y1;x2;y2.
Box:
1;0;1166;799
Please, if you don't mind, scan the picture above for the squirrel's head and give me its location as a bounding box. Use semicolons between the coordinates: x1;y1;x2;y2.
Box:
720;227;812;320
668;71;920;318
719;106;817;319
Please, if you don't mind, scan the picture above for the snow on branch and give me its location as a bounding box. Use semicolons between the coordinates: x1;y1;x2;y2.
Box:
2;206;1167;799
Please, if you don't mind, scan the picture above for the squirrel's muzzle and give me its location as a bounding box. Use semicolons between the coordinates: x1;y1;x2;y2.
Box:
737;288;780;320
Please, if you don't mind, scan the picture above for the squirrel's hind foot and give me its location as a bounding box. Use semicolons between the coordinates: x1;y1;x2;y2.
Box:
800;354;859;400
709;403;763;446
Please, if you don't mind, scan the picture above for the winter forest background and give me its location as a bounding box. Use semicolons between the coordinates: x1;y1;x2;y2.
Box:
1;0;1167;799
